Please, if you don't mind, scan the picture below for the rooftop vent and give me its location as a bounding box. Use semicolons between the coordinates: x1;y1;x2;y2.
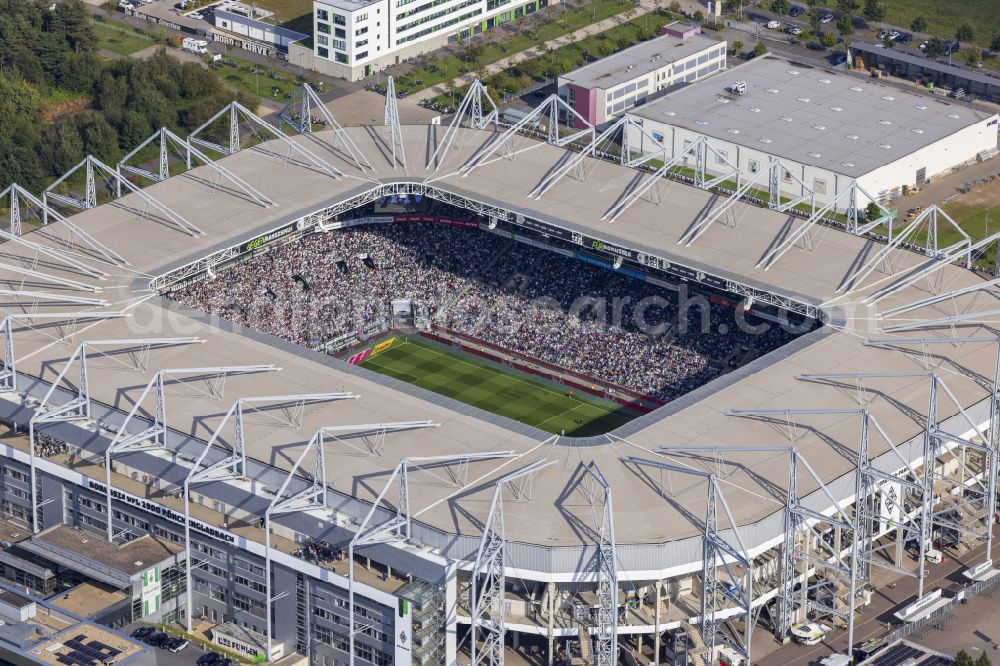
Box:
881;95;895;100
850;86;864;92
819;78;832;84
830;106;843;112
695;119;709;125
948;113;960;118
915;103;927;109
727;128;741;134
730;80;748;95
780;116;793;122
878;143;892;149
717;97;731;104
846;134;859;140
749;106;761;112
842;161;855;167
766;87;779;93
787;69;800;75
797;97;811;103
663;111;676;116
758;137;773;144
808;151;822;158
912;128;925;134
878;119;892;125
813;124;827;130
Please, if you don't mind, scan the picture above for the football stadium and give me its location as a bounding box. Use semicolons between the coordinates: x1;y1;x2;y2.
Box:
0;81;998;666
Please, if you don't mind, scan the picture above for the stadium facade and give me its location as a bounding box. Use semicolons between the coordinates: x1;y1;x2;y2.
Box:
0;82;998;666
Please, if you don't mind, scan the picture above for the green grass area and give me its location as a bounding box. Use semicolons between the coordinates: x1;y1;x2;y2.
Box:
427;9;678;104
352;335;640;436
92;19;156;56
210;55;304;102
395;0;658;94
880;0;1000;46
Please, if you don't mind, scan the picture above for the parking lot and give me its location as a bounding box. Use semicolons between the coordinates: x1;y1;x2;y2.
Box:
122;623;227;666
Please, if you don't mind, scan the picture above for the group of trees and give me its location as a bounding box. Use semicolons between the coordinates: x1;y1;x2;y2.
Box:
0;0;251;192
954;650;992;666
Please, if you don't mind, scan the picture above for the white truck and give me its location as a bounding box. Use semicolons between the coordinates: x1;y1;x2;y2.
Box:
181;37;209;54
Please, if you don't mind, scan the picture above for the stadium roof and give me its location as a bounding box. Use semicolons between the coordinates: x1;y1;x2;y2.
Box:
558;29;724;91
627;53;996;178
3;122;996;554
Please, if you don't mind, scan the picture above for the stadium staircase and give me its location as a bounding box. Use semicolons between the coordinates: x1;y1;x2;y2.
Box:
576;621;593;664
680;620;709;666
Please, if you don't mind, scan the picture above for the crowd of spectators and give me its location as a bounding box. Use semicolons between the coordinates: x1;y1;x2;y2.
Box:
170;222;804;402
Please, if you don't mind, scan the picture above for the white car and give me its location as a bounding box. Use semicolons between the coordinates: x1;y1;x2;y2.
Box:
787;26;803;35
766;19;782;29
189;10;204;18
819;13;834;23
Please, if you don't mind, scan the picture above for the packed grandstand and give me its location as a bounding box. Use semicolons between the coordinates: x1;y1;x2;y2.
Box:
169;204;815;404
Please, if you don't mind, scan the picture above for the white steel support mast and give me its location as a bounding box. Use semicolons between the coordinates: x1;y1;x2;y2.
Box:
469;459;555;666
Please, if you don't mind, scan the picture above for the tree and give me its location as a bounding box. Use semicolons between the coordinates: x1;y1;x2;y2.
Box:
955;651;975;666
731;40;744;55
974;652;992;666
924;36;946;57
753;42;768;57
769;0;789;15
991;34;1000;54
836;0;859;12
882;33;894;49
821;31;837;48
863;0;884;22
967;48;982;67
693;9;704;22
864;202;880;220
956;23;975;43
669;0;681;13
910;16;927;33
52;0;96;54
837;14;854;36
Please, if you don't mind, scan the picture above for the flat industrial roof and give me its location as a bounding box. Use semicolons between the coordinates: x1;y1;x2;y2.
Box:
27;526;182;580
628;53;996;177
1;122;996;553
559;29;724;91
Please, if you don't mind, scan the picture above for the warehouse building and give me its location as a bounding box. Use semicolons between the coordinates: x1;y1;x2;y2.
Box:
626;54;999;207
557;22;726;128
849;41;1000;104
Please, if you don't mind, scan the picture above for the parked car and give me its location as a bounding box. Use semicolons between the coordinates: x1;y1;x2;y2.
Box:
786;25;803;35
945;40;960;54
766;19;782;29
143;631;165;646
167;638;189;653
819;13;834;23
896;32;913;44
919;39;929;50
131;626;154;640
197;653;221;666
155;634;175;649
789;5;805;16
188;11;204;19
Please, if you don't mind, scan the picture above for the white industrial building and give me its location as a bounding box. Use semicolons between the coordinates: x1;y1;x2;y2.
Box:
626;54;999;208
557;22;726;128
290;0;559;80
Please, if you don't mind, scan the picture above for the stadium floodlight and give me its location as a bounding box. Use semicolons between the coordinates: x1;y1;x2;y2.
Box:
27;336;201;533
104;365;279;543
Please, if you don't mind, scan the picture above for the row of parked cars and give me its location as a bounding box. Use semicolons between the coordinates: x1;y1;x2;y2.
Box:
131;625;240;665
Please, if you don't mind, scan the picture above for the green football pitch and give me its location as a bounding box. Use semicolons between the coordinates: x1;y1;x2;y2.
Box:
352;336;641;436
